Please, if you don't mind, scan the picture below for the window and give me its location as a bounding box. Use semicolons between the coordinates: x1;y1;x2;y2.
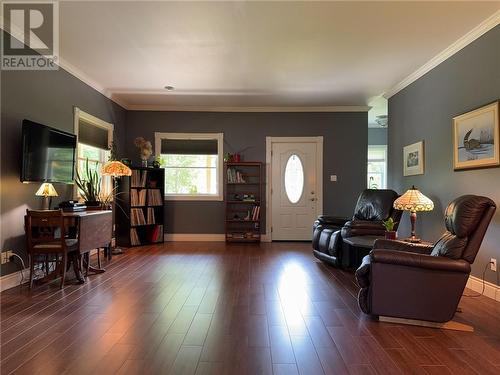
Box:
284;154;304;204
74;108;113;199
368;145;387;189
155;133;223;201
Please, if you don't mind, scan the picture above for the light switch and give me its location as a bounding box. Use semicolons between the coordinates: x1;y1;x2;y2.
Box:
330;175;337;182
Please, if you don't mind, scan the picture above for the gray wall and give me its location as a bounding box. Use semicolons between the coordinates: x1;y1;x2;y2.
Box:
125;111;368;234
1;66;126;277
388;25;500;285
368;127;387;145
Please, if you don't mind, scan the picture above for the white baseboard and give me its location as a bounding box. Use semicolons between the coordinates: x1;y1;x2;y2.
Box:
0;269;28;292
466;275;500;302
261;234;272;242
164;233;226;242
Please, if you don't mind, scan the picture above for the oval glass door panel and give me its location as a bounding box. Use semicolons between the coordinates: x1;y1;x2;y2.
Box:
284;154;304;204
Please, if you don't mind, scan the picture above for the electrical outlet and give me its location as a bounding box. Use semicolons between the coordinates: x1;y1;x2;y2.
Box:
1;250;14;265
491;258;497;272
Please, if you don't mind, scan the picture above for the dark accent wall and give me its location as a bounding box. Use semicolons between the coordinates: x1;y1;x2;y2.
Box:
1;66;126;277
388;26;500;285
125;111;368;234
368;128;387;145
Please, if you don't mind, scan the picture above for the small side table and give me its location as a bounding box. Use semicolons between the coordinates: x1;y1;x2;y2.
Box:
342;235;382;269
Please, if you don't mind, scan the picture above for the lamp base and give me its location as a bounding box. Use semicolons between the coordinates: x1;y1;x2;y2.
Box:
112;247;125;255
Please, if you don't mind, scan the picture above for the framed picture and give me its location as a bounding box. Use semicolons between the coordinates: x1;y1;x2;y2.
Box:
453;101;499;170
403;141;424;176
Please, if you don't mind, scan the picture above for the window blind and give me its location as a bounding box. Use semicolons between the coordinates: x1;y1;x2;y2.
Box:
78;119;109;149
161;139;218;155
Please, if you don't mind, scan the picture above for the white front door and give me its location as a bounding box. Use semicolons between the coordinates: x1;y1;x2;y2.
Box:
271;139;321;240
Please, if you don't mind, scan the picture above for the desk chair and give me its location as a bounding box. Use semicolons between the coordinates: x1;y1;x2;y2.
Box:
25;209;78;289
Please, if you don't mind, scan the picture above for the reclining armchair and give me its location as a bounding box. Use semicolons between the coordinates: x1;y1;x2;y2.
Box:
355;195;496;329
313;189;401;267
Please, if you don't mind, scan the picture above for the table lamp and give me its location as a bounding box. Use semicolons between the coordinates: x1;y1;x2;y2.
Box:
102;160;132;254
35;183;58;210
393;186;434;243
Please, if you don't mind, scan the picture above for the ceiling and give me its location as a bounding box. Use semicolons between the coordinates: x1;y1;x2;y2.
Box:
59;1;500;115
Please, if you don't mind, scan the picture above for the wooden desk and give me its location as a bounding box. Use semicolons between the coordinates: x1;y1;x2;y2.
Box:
63;210;113;282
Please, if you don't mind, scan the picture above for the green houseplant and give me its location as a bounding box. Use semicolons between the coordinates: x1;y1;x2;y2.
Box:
383;217;397;240
75;158;101;206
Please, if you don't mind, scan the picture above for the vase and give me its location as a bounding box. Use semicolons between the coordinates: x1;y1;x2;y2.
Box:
385;231;396;240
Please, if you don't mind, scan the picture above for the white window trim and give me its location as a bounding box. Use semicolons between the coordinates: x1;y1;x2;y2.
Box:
368;145;388;189
73;107;114;199
155;132;224;201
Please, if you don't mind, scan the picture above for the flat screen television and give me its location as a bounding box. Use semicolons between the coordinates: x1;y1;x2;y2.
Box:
21;120;77;184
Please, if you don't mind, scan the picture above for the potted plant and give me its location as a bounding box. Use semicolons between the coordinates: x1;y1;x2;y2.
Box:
383;217;397;240
75;158;102;207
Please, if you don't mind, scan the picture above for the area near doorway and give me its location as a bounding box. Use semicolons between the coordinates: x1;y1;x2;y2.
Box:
266;137;323;241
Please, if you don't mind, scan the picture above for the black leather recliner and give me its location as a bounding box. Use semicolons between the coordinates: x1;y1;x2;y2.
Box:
312;189;401;267
355;195;496;323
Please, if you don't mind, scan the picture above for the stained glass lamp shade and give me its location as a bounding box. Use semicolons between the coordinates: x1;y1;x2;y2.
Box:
393;186;434;242
101;161;132;177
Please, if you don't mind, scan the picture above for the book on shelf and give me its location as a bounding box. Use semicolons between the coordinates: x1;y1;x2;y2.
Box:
226;168;246;183
251;205;260;221
147;207;156;224
131;208;146;226
131;169;148;187
130;228;140;245
149;225;163;243
147;189;163;206
131;189;147;206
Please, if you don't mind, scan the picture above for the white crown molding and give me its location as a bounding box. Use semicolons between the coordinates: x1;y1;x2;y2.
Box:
384;10;500;99
125;104;370;112
57;57;129;109
466;275;500;302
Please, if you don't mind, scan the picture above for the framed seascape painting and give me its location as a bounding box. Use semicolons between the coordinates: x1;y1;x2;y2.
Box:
453;101;499;170
403;141;424;176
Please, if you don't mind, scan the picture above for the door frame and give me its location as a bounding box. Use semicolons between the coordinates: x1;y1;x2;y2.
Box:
265;136;324;241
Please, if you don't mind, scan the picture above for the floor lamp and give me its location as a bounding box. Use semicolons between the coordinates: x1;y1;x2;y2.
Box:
101;160;132;254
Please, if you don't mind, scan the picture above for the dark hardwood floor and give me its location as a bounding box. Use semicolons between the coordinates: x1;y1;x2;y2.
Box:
1;242;499;375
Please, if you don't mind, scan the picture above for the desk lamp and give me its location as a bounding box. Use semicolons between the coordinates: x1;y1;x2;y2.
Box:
35;183;58;210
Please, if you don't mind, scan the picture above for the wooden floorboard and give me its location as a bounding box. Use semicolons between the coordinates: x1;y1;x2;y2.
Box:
1;241;499;374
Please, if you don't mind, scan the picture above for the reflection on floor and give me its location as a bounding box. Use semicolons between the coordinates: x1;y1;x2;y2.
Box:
1;241;499;374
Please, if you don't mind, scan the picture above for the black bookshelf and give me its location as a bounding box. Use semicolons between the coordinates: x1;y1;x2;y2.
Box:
116;167;165;247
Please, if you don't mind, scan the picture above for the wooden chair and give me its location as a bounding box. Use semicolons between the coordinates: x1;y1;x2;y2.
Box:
25;209;78;289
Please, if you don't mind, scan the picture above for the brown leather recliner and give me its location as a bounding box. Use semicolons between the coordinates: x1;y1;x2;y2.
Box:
313;189;401;267
355;195;496;323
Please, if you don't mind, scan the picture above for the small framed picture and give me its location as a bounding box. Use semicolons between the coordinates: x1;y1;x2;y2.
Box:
453;101;499;170
403;141;424;176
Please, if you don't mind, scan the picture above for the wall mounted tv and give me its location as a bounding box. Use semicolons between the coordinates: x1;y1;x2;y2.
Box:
21;120;77;184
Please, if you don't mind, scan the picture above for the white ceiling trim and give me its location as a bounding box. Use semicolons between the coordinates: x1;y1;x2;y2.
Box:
57;57;129;109
124;104;371;112
383;10;500;99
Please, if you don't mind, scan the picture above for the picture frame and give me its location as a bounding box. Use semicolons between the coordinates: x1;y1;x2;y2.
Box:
403;141;424;176
453;101;499;171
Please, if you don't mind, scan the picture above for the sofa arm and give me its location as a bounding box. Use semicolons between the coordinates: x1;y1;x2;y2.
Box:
373;239;433;255
355;255;371;288
341;220;385;238
370;249;471;273
317;215;350;226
